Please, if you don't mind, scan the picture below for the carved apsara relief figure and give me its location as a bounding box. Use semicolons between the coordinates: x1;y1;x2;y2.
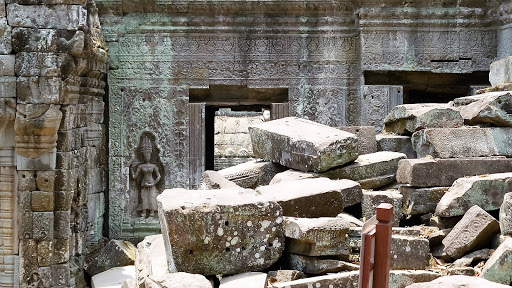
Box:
130;132;164;218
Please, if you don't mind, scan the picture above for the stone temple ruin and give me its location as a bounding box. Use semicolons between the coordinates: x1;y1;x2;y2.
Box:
0;0;511;287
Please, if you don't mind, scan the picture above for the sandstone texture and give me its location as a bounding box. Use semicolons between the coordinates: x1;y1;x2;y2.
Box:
396;158;512;187
435;173;512;217
454;91;512;127
362;190;403;226
337;126;377;155
145;272;213;288
376;134;417;159
391;236;430;270
217;160;285;189
490;56;512;86
442;206;500;259
400;186;448;215
320;151;406;189
281;254;359;274
481;237;512;285
269;169;317;185
500;192;512;235
198;170;241;190
85;239;137;276
219;272;267;288
249;117;358;173
405;275;510;288
91;266;136;288
412;127;512;158
255;178;361;216
383;103;463;135
157;188;284;275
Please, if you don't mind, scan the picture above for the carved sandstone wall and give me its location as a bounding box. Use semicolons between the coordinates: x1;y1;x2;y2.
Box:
0;0;108;287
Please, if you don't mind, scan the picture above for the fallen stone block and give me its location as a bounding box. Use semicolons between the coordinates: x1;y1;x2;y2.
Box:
435;173;512;217
219;272;266;288
427;228;451;247
388;270;440;288
269;169;317;185
384;103;463;135
283;217;351;257
399;186;448;215
396;158;512;187
146;272;213;288
135;234;169;288
157;188;284;275
85;239;136;276
445;267;476;276
376;134;417;159
281;253;359;274
255;178;361;217
489;56;512;86
91;266;136;288
249;117;358;173
500;192;512;236
391;236;430;270
198;170;241;190
265;270;305;287
454;91;512;127
442;205;500;259
481;237;512;285
412;127;512;158
362;190;403;226
320;151;406;189
405;275;510;288
217;160;285;188
337;126;377;155
429;215;463;230
452;249;491;267
337;213;364;227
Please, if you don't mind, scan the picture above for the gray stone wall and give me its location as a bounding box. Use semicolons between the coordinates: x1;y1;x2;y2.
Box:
0;0;108;287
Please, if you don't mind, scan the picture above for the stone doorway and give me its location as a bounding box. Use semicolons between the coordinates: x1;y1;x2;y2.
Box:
189;85;289;188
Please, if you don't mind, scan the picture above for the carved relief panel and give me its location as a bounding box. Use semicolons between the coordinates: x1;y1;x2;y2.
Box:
362;85;403;131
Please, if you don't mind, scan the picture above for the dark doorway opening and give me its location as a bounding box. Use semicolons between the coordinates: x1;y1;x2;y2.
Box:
364;71;490;104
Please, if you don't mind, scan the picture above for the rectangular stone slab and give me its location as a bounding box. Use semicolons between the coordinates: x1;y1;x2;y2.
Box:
249;117;358;173
399;186;448;215
396;158;512;187
157;188;284;275
320;151;406;189
412;127;512;158
255;178;361;217
454;91;512;127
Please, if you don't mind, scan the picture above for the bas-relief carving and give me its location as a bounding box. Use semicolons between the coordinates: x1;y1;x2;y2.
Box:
362;85;403;132
0;166;16;288
129;132;164;218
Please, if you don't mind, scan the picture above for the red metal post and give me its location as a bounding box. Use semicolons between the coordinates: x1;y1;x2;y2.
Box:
373;203;393;288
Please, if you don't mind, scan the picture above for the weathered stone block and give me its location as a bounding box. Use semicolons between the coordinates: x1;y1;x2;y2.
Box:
320;151;406;189
54;211;71;239
16;148;57;170
269;169;317;185
396;158;512;187
266;270;306;287
489;56;512;86
256;178;360;217
0;77;16;98
362;190;403;226
36;170;55;192
384;104;463;135
452;249;491;267
37;240;53;266
146;272;213;288
219;272;267;288
399;186;448;215
7;4;87;30
57;129;83;152
17;170;35;191
0;55;15;76
32;211;53;240
198;170;241;190
157;188;285;275
51;263;70;287
481;237;512;284
500;193;512;235
281;253;359;274
455;91;512;127
15;52;75;77
435;173;512;217
31;191;54;212
388;270;440;288
135;234;168;287
283;217;351;257
52;238;69;264
0;19;12;54
428;228;451;247
54;190;74;211
18;191;33;239
269;271;359;288
391;236;430;270
337;126;377;155
17;77;64;104
376;134;416;159
442;205;500;259
19;239;37;285
405;275;510;288
413;127;512;158
91;266;136;288
85;239;136;276
12;28;84;56
249;117;358;173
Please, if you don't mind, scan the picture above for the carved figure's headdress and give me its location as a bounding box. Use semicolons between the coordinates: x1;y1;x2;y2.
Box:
141;136;152;154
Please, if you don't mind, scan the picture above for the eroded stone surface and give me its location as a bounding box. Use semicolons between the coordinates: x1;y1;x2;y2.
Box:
219;272;267;288
442;206;500;259
337;126;377;155
391;236;430;270
85;239;136;276
135;234;169;288
281;253;359;274
412;127;512;158
321;151;406;189
91;266;136;288
376;134;416;159
265;270;306;287
218;160;285;189
400;186;448;215
454;91;512;127
362;190;403;226
269;169;317;185
435;173;512;217
249;117;358;173
405;275;510;288
500;192;512;235
7;4;87;30
490;56;512;86
384;104;463;135
481;237;512;285
157;188;284;275
198;170;241;190
256;178;361;217
396;158;512;187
